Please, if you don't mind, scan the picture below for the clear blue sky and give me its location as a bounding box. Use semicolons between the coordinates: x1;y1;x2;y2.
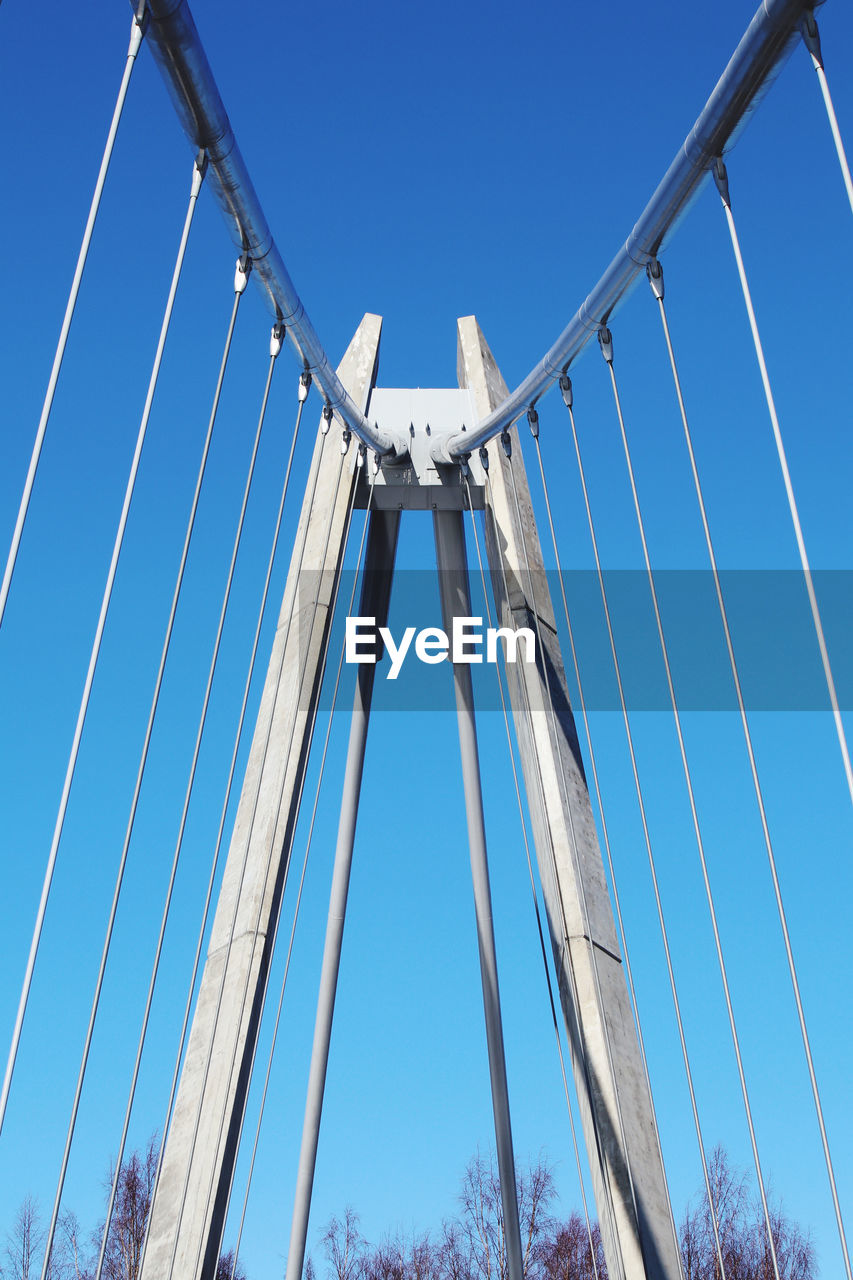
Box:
1;1;852;1277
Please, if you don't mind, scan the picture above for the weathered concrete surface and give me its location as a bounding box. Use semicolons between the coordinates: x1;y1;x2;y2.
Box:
141;314;383;1280
457;316;680;1280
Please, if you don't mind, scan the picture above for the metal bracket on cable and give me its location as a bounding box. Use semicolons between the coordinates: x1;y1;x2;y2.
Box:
713;157;731;209
559;373;573;410
321;403;333;435
501;429;512;460
299;370;312;403
646;258;665;301
341;428;352;455
801;9;823;67
459;452;471;480
373;451;382;474
479;445;489;473
234;254;252;295
194;149;209;182
527;407;539;439
356;443;366;469
270;322;286;360
598;325;614;366
134;0;150;32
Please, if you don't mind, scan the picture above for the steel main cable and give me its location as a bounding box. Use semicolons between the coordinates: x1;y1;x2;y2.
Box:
33;150;208;1280
462;471;601;1280
647;255;852;1280
0;146;209;1149
0;11;146;634
136;367;313;1280
502;444;641;1275
481;462;622;1280
714;157;853;815
523;420;684;1280
801;12;853;220
599;326;782;1280
558;378;728;1280
225;454;376;1280
189;441;351;1280
89;252;258;1280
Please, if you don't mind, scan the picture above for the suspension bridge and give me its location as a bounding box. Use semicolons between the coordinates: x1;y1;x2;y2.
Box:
1;1;852;1278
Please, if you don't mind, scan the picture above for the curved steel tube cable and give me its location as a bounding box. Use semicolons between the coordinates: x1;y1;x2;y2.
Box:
482;465;624;1280
503;454;643;1277
715;165;853;814
439;0;824;458
801;12;853;217
525;429;682;1279
37;153;207;1280
137;378;310;1280
137;0;401;458
602;341;782;1280
0;15;145;633
0;91;194;1147
463;476;601;1280
186;447;349;1280
225;464;374;1280
562;391;728;1280
650;267;852;1280
92;273;251;1280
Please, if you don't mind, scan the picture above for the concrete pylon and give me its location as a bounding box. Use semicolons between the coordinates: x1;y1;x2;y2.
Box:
457;316;681;1280
141;314;383;1280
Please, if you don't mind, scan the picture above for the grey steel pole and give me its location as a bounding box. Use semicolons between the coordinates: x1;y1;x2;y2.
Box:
284;508;400;1280
433;508;525;1280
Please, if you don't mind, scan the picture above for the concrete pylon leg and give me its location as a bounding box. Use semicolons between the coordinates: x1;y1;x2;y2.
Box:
141;314;384;1280
457;317;681;1280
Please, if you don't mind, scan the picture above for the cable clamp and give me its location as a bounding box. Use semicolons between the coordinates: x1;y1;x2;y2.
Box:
270;322;286;359
373;451;382;474
646;257;664;301
712;157;731;210
234;254;252;295
801;10;823;66
479;445;490;473
298;370;312;403
341;428;352;455
500;429;512;460
559;373;573;409
598;325;614;365
321;402;333;434
357;443;367;468
459;453;471;480
527;406;539;439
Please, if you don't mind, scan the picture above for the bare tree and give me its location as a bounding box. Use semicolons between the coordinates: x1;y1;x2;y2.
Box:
679;1146;816;1280
322;1209;367;1280
215;1249;248;1280
540;1213;605;1280
2;1195;44;1280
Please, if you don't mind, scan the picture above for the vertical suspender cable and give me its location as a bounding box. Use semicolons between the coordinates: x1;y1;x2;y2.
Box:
137;370;311;1280
36;151;207;1280
483;462;625;1280
0;97;200;1147
801;12;853;219
563;380;729;1280
503;447;640;1280
647;256;852;1280
0;12;146;632
197;446;350;1280
713;158;853;813
225;458;375;1280
463;474;601;1280
524;421;683;1279
91;258;253;1280
599;326;781;1280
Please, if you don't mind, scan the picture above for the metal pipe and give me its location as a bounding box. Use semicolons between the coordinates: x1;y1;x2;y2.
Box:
433;508;525;1280
138;0;403;458
284;508;400;1280
441;0;825;458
